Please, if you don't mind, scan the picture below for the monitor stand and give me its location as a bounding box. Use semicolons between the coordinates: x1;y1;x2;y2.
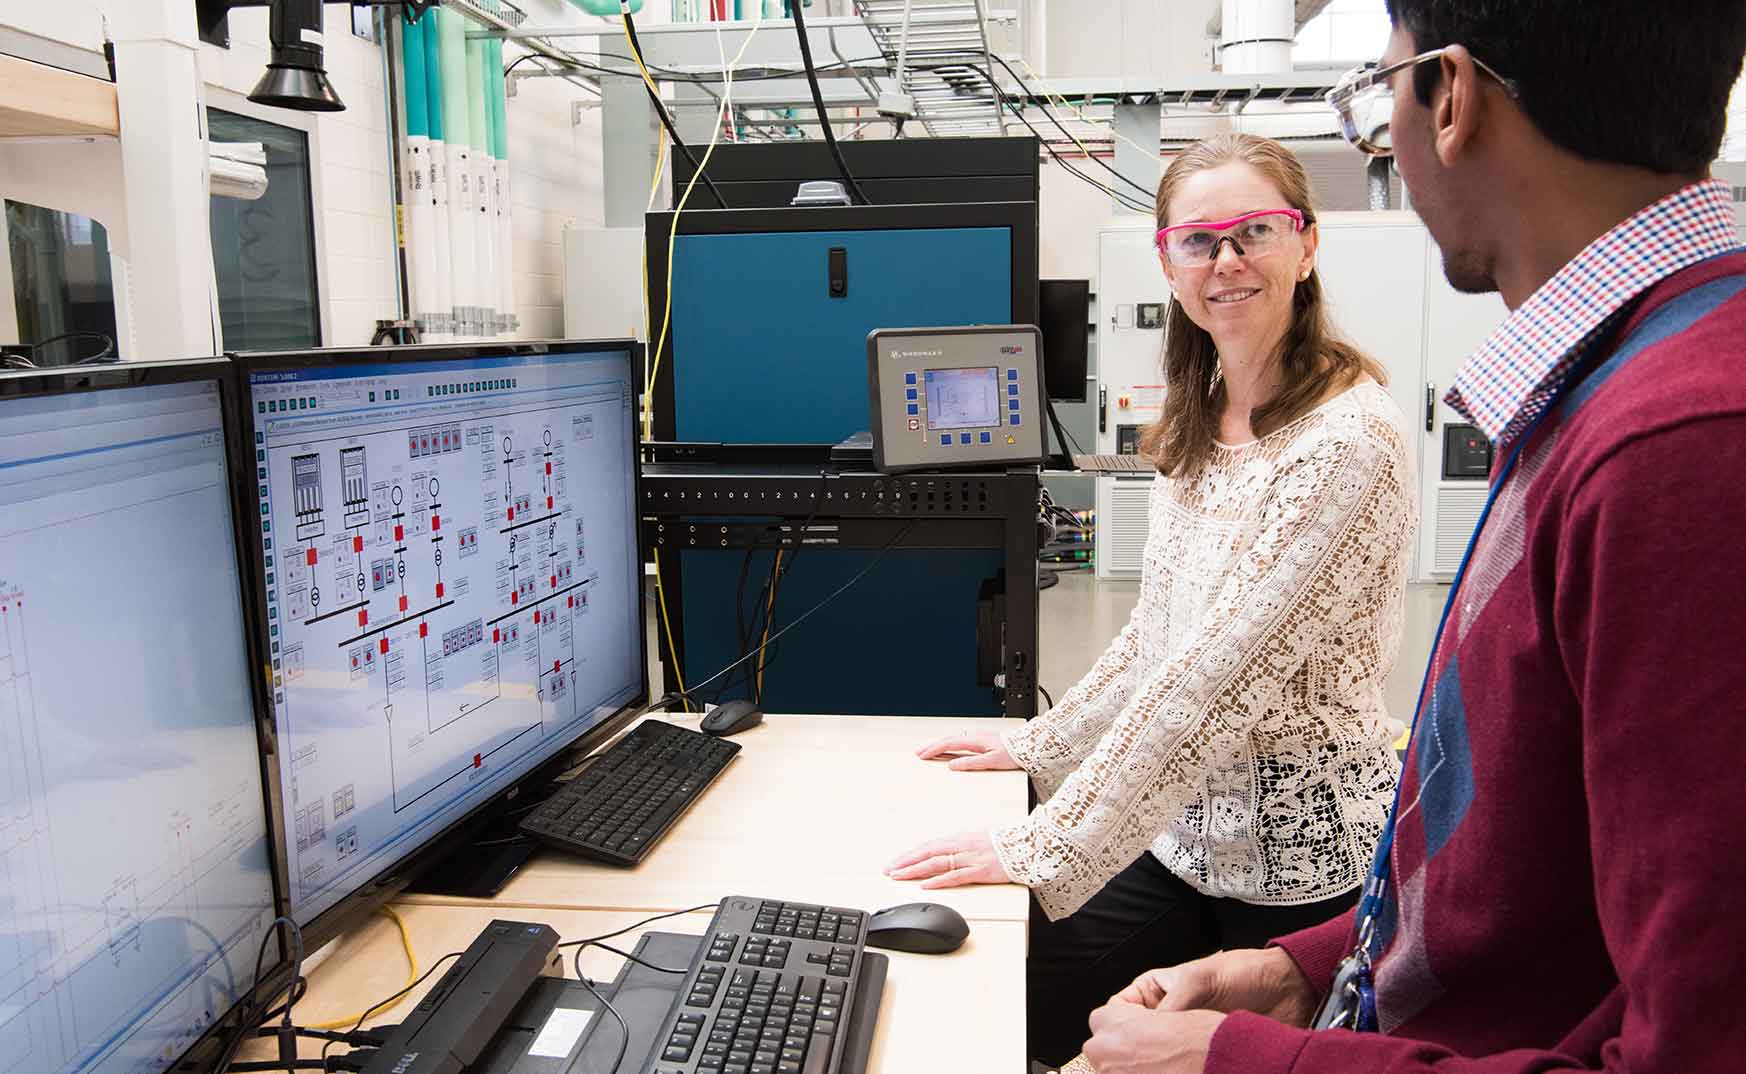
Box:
403;789;551;899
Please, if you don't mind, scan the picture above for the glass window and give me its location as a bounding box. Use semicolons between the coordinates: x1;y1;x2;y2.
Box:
5;200;120;364
208;107;322;350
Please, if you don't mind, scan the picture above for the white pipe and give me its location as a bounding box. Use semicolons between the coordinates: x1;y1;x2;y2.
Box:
439;10;477;341
468;37;496;338
1220;0;1295;75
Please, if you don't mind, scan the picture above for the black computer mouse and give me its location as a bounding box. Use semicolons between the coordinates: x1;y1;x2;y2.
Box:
864;902;970;954
700;699;764;737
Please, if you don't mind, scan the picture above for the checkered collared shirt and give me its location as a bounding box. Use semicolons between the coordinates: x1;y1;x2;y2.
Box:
1445;178;1742;445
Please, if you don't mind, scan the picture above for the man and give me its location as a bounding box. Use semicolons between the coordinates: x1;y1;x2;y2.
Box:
1078;2;1746;1073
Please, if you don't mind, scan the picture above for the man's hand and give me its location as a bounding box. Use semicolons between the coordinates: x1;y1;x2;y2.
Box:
883;830;1013;888
1112;947;1319;1027
1083;1004;1225;1074
914;730;1020;771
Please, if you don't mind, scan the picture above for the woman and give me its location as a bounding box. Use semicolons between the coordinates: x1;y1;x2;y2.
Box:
884;133;1417;1065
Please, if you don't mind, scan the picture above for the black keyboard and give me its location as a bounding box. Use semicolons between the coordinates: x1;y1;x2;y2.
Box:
643;896;887;1074
518;720;740;865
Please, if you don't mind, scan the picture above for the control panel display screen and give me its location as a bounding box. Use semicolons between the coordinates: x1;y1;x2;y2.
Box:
923;367;1001;431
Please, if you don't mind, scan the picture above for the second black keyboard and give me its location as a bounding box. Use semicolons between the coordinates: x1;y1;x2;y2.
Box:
519;719;740;865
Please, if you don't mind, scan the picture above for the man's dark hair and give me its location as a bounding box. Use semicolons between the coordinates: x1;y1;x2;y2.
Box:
1386;0;1746;175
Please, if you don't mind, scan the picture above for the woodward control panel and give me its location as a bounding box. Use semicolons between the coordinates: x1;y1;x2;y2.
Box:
867;325;1046;474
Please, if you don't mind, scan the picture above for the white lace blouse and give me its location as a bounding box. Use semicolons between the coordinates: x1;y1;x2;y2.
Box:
994;382;1416;921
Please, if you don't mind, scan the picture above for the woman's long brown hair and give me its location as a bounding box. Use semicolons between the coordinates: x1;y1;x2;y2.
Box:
1140;133;1385;477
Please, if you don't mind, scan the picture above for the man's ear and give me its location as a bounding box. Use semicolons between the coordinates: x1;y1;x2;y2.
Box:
1433;44;1486;167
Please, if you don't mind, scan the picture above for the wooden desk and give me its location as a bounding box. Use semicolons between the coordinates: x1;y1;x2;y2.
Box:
402;714;1034;925
244;903;1025;1074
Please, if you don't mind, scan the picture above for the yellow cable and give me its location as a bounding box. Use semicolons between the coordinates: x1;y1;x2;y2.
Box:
755;549;782;697
652;547;689;712
630;8;761;441
301;906;418;1030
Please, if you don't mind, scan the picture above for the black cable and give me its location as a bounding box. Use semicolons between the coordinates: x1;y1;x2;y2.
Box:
318;951;463;1071
581;940;688;975
789;1;867;205
739;470;828;703
1038;684;1055;710
256;1028;385;1046
557;903;722;950
950;61;1152;213
989;54;1156;201
574;950;632;1074
619;5;727;209
680;518;919;703
227;1062;332;1072
214;916;304;1074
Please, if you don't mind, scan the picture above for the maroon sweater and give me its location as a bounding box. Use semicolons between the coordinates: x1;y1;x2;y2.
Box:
1207;255;1746;1073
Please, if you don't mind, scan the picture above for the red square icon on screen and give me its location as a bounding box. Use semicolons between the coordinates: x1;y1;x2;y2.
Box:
547;496;553;510
419;623;428;638
507;508;515;522
553;660;561;675
533;611;540;624
550;575;557;589
380;638;389;654
511;591;518;605
306;548;317;566
394;525;404;542
358;610;368;627
473;753;482;768
399;595;408;612
353;536;363;553
431;515;440;532
493;628;500;644
436;583;445;599
546;462;552;475
567;596;574;608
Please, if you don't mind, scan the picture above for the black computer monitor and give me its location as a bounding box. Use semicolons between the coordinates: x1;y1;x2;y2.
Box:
231;340;647;944
1039;279;1091;402
0;358;287;1074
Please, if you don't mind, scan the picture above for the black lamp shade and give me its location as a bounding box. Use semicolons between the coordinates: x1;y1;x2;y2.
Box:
248;61;345;112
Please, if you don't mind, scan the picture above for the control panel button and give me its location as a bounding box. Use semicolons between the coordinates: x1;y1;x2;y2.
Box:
1007;383;1019;396
905;372;918;385
958;433;972;445
1009;414;1021;426
1007;368;1018;380
1008;398;1020;411
906;403;918;416
939;434;952;446
905;388;918;401
979;432;991;444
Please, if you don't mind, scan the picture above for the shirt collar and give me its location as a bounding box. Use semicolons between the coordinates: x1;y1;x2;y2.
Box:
1444;178;1741;444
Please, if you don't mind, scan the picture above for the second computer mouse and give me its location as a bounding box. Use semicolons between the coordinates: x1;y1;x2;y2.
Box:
700;699;764;737
864;902;970;954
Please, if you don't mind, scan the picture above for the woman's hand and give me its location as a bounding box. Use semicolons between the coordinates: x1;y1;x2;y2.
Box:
884;831;1013;888
915;730;1020;771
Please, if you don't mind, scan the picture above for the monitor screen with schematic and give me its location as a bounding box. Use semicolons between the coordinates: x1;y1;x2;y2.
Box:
868;325;1047;474
234;341;648;944
0;359;286;1074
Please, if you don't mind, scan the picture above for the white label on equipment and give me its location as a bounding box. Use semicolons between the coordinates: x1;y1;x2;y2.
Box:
528;1007;593;1058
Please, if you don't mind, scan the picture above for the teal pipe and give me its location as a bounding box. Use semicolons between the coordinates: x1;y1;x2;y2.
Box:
424;8;446;142
401;13;428;139
489;38;507;161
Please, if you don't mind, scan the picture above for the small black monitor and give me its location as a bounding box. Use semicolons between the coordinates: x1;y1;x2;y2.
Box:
0;358;288;1074
232;340;647;945
1039;279;1090;402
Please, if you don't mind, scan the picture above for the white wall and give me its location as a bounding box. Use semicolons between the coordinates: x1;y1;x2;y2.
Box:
1043;0;1213;82
0;1;606;350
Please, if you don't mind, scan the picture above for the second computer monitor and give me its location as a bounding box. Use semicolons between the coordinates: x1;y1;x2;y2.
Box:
237;342;645;933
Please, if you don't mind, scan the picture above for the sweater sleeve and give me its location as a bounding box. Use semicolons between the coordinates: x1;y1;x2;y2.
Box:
993;420;1413;920
1206;418;1746;1074
1002;602;1144;798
